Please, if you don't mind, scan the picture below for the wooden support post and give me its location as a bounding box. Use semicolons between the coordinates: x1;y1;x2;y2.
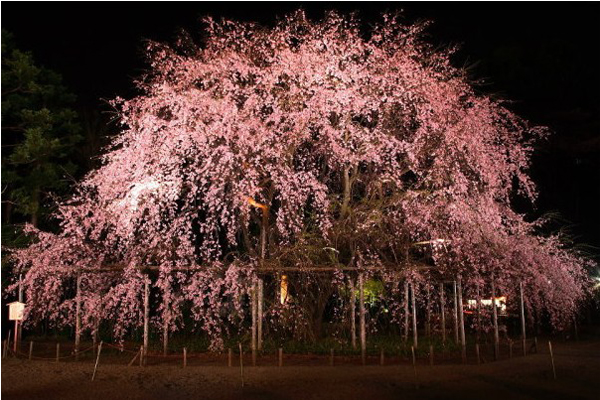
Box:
3;339;7;358
162;307;169;356
411;345;418;389
429;345;434;366
534;337;538;354
491;277;500;361
350;279;357;350
359;273;366;366
29;341;33;360
228;348;233;367
380;348;385;366
548;341;556;379
75;273;82;361
475;343;480;365
404;281;410;342
509;339;513;359
457;277;466;363
13;321;18;354
183;347;187;368
426;284;431;337
476;284;482;342
329;348;334;366
411;282;418;349
258;278;263;351
17;275;23;348
128;347;141;366
139;345;143;367
93;319;98;357
91;341;102;381
251;279;257;367
440;282;446;345
453;281;459;344
56;343;60;362
6;331;11;357
519;281;527;356
238;342;244;387
278;347;283;367
143;277;149;365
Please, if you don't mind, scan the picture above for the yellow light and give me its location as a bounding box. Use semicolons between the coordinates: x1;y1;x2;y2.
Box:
280;275;288;305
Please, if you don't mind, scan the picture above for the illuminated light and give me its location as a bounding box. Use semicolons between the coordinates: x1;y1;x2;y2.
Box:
247;197;268;210
413;238;449;246
466;296;507;313
280;275;289;305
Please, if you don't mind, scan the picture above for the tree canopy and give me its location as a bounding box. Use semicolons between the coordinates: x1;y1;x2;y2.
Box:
8;12;591;348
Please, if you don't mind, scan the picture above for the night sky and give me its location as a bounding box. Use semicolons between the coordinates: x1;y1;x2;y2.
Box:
2;2;599;253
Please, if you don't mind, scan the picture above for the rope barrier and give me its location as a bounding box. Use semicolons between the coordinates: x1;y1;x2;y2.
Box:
12;345;95;361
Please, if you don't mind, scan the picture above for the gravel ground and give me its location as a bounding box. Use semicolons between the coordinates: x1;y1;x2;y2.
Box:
2;340;599;400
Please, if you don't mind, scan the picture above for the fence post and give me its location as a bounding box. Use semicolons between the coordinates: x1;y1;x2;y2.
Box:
548;341;556;380
278;347;283;367
91;341;103;381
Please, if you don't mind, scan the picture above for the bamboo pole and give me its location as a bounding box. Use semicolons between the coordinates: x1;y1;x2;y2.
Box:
359;273;366;365
404;281;410;342
491;277;500;361
258;279;263;351
139;345;143;367
239;343;244;387
411;345;418;389
350;278;356;350
548;341;556;379
251;278;257;366
91;341;103;381
2;339;6;358
163;314;169;356
519;281;527;356
426;284;431;337
411;282;418;349
75;273;82;361
56;343;60;362
329;348;334;366
278;348;283;367
29;341;33;360
143;277;149;365
183;347;187;368
440;282;446;345
476;284;482;342
457;277;466;363
429;345;434;366
453;281;459;344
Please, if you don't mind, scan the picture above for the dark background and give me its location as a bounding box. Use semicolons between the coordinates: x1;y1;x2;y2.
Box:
2;1;599;253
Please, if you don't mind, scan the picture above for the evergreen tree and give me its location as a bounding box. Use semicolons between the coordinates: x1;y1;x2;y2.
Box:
2;30;82;228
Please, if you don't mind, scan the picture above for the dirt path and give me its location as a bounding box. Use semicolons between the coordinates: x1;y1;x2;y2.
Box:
3;340;599;400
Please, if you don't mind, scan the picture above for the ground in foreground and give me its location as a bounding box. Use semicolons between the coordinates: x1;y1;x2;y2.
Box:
2;340;599;400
